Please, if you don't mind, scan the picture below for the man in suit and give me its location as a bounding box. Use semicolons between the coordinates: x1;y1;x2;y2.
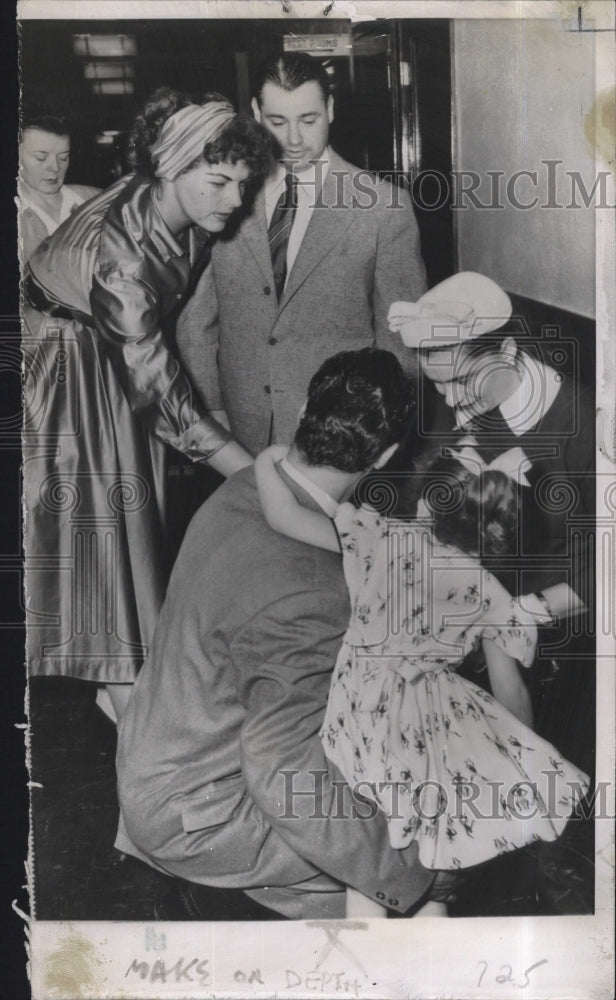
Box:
177;52;427;456
115;348;438;920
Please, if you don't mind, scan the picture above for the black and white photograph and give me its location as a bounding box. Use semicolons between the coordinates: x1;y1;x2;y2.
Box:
14;1;615;997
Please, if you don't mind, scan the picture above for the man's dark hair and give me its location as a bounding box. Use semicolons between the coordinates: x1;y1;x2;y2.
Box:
294;348;414;473
253;52;331;106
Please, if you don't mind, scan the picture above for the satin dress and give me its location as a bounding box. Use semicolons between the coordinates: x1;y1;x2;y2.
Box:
23;175;231;682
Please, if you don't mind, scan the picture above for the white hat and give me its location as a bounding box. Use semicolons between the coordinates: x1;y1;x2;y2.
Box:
388;272;513;349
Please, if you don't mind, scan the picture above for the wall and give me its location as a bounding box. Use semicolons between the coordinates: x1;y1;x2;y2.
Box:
453;18;597;317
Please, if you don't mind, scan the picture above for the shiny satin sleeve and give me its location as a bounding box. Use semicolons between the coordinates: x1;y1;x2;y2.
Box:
90;260;232;462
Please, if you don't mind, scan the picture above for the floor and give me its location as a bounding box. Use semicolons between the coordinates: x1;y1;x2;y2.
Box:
29;675;595;922
29;677;171;921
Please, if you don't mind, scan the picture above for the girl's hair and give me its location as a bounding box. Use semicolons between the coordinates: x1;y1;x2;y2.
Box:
128;86;272;180
416;449;520;556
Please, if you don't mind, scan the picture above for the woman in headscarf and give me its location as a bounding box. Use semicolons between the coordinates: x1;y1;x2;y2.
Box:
23;87;271;721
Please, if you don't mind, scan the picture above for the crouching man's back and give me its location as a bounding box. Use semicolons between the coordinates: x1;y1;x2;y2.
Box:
116;348;434;919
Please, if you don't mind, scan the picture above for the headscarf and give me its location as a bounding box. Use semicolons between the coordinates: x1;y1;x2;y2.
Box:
150;101;236;181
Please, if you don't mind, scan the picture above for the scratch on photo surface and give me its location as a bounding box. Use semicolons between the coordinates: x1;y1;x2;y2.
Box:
558;1;592;29
596;839;615;871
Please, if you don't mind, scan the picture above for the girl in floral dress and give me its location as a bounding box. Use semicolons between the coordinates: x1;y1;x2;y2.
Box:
255;442;589;916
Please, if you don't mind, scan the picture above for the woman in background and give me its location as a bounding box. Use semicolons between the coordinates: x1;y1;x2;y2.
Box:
24;87;271;722
18;103;100;263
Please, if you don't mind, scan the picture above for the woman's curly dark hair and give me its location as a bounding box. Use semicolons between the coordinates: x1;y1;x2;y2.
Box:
416;449;520;557
127;86;272;181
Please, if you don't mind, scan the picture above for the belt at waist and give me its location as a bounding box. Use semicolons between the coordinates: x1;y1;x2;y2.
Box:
24;271;94;327
356;656;453;712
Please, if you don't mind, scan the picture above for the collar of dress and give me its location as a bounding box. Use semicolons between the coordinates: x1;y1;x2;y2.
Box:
279;458;339;518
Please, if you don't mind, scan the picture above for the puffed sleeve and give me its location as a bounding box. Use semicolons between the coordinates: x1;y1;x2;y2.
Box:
334;501;381;560
474;569;537;668
91;259;232;462
333;503;395;647
333;502;384;592
428;553;536;667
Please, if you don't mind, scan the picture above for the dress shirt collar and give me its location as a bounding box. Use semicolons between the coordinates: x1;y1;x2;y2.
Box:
280;457;339;518
455;352;562;435
498;353;562;435
17;181;67;234
265;148;331;198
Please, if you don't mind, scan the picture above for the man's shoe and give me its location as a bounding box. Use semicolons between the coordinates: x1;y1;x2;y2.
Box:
398;870;458;917
533;838;594;914
427;869;458;905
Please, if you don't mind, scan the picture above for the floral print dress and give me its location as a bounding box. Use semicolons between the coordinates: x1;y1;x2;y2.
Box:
321;504;590;871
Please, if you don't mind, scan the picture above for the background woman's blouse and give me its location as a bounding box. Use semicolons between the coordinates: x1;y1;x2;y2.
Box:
18;183;100;263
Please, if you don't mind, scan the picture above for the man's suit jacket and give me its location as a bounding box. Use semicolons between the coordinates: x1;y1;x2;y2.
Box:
176;149;427;455
116;467;432;918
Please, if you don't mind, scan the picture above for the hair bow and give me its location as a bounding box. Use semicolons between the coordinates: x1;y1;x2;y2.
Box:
447;438;532;487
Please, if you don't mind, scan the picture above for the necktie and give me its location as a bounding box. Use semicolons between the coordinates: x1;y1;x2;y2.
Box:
268;173;298;301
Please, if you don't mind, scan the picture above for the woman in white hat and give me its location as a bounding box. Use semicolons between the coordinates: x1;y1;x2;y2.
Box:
23;87;271;721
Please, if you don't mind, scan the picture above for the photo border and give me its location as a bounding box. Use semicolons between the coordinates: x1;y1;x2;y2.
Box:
17;2;615;998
